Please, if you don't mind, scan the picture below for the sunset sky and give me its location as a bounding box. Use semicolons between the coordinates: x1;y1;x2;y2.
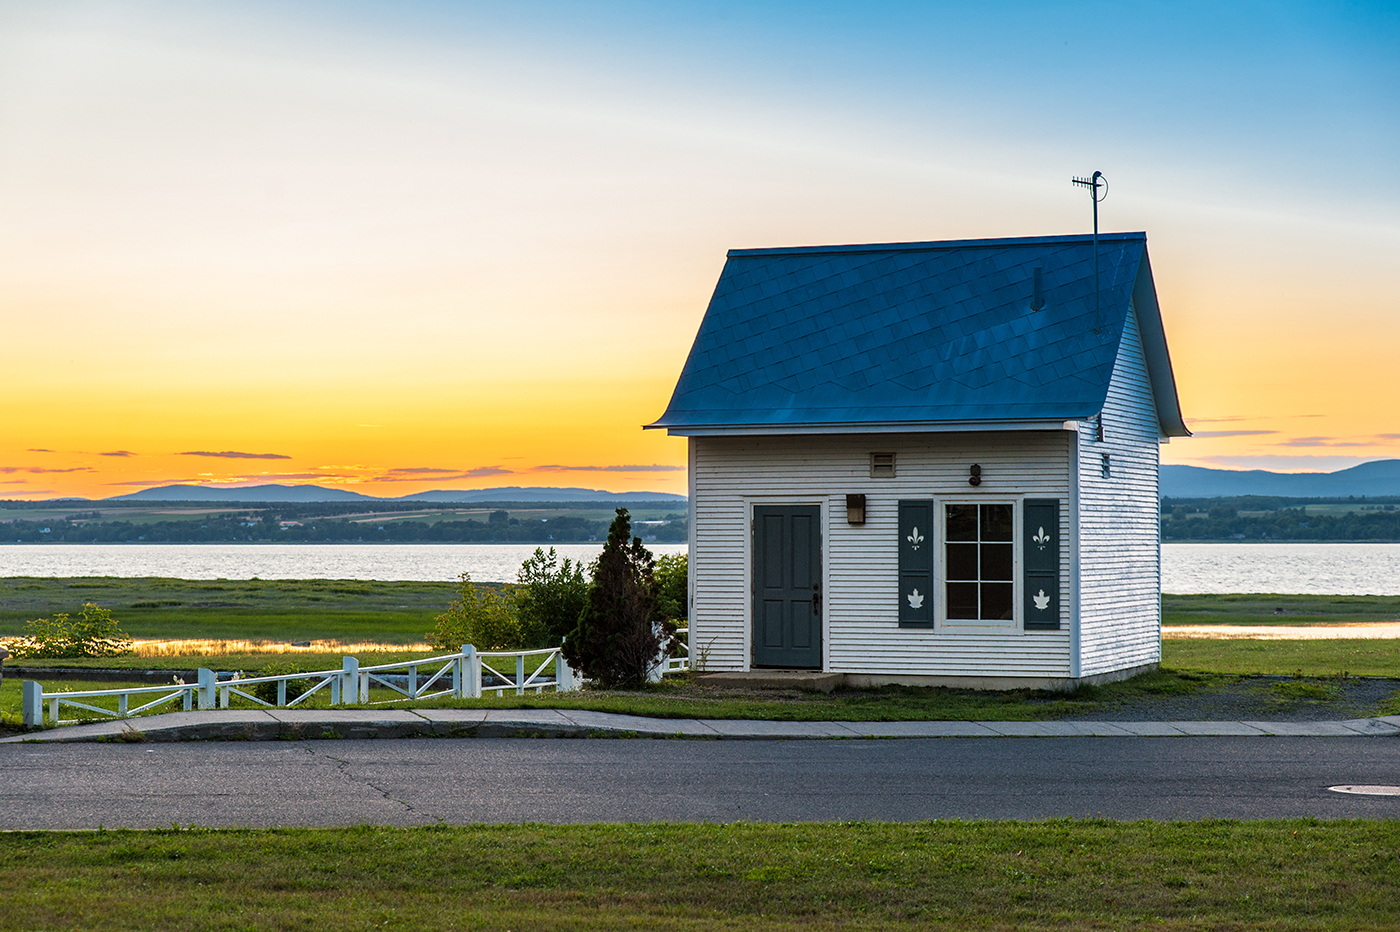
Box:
1;1;1396;500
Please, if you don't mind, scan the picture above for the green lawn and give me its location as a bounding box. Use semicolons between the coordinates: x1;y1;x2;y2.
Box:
5;582;1400;725
0;666;1220;726
8;640;1398;729
2;821;1399;931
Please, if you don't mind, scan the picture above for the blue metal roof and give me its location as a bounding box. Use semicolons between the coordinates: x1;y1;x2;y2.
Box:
648;232;1188;436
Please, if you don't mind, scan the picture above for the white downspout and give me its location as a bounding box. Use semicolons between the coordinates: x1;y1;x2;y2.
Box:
1069;427;1082;680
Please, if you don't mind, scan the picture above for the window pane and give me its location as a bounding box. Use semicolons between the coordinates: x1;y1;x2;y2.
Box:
947;583;979;619
946;504;977;541
981;543;1013;581
981;504;1013;541
946;543;978;581
981;583;1014;620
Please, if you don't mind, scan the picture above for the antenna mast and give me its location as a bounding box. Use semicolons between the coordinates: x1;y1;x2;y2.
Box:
1071;170;1108;333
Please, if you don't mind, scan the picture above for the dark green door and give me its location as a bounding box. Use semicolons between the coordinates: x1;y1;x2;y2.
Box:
752;505;822;669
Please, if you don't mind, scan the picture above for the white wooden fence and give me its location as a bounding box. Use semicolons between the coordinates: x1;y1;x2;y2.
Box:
19;631;690;727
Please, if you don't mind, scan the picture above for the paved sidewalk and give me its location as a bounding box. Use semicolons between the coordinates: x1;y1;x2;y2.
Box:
4;709;1400;743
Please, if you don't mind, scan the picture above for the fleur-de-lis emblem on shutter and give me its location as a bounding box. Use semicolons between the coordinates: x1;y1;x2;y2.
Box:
907;526;923;550
907;589;924;609
1033;589;1051;611
1033;526;1050;549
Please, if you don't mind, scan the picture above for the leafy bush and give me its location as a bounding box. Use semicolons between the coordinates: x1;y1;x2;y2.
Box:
515;547;590;646
427;573;522;651
654;553;687;622
563;508;672;688
247;661;319;705
5;603;133;659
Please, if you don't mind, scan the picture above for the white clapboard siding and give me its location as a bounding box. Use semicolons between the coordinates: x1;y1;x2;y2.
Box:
692;432;1072;676
1077;304;1162;676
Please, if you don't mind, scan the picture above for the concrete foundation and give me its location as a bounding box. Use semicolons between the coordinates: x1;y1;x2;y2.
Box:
696;670;846;693
842;662;1160;692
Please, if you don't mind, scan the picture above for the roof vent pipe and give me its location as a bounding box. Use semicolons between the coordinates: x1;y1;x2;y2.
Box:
1030;267;1045;312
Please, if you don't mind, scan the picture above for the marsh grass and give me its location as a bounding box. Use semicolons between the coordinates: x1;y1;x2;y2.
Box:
1163;593;1400;626
0;577;455;643
2;821;1399;931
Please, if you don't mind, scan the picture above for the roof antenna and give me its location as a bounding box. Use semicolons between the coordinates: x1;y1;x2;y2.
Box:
1071;170;1107;333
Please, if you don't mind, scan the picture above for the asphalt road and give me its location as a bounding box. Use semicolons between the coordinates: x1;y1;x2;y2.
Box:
2;737;1398;829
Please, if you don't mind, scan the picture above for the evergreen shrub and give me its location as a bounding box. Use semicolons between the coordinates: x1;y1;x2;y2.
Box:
563;508;672;688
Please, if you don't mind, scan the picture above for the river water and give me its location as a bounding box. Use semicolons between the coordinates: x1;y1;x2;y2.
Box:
1159;543;1400;596
0;543;686;584
1;542;1398;594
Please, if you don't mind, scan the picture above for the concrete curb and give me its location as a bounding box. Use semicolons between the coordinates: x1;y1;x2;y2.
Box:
3;711;1399;744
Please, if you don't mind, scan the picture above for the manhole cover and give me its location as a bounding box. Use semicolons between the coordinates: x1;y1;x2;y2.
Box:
1328;785;1400;796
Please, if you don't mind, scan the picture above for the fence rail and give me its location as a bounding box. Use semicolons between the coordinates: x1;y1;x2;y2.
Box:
19;634;690;727
665;628;689;674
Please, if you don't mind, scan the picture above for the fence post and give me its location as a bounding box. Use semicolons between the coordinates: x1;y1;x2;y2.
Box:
359;671;369;703
462;644;481;699
340;656;358;706
21;681;42;726
197;668;215;710
555;651;576;692
516;653;526;695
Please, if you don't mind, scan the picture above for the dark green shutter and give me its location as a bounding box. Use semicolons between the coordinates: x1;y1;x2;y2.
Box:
898;500;933;628
1023;499;1060;630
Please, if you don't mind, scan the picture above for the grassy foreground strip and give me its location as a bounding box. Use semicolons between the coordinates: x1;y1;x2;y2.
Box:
3;821;1399;931
389;669;1215;722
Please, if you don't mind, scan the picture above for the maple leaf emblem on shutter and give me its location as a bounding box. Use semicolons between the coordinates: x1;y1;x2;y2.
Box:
907;527;923;550
1033;526;1050;549
907;589;924;609
1033;589;1051;611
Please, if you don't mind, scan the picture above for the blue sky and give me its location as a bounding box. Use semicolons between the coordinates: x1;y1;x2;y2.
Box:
0;0;1396;496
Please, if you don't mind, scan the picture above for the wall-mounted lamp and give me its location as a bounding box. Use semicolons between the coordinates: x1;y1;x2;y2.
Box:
845;493;867;525
969;464;982;487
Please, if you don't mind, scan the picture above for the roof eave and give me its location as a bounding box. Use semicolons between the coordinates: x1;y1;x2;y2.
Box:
646;418;1084;438
1131;251;1191;438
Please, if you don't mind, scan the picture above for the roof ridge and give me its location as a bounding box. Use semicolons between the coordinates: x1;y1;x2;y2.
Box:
728;231;1147;258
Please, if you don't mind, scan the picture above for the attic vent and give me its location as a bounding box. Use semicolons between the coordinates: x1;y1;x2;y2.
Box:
1031;266;1045;312
870;452;896;478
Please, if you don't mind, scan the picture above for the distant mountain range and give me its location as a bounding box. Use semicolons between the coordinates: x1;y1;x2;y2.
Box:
1162;460;1400;499
52;461;1400;503
109;484;686;503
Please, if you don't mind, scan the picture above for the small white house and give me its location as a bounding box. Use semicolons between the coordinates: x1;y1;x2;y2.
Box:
647;233;1189;688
